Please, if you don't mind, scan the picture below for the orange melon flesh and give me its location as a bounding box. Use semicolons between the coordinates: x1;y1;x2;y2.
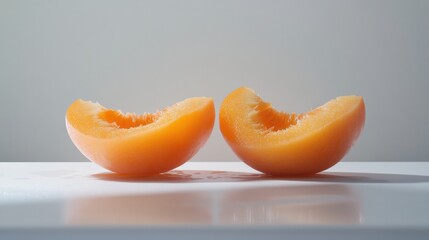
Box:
220;87;365;176
66;97;215;175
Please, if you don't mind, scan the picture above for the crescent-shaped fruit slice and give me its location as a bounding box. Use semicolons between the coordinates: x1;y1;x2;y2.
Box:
66;97;215;175
220;87;365;176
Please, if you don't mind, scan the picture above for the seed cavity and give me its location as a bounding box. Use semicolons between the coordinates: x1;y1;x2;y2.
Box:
98;110;160;129
250;100;300;132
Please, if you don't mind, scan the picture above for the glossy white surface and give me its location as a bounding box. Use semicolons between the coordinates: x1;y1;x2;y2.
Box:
1;162;429;239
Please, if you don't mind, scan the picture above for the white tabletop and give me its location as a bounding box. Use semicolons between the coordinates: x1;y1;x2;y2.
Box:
1;162;429;240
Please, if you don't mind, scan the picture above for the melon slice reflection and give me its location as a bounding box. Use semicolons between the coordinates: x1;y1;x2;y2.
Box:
66;184;361;225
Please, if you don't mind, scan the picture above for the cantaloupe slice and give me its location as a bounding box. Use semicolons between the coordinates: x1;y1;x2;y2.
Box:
66;97;215;175
220;87;365;176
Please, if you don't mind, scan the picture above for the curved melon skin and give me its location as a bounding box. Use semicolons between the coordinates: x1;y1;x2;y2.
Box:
220;87;365;176
66;98;215;175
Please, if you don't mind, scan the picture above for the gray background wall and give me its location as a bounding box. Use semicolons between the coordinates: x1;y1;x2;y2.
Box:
1;0;428;162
